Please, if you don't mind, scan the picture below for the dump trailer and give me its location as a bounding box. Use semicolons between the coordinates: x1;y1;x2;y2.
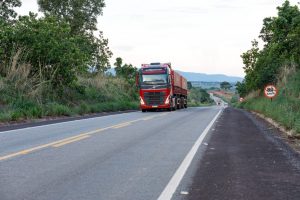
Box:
136;63;188;112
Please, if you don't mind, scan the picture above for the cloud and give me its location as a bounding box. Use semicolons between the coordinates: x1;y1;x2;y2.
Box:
113;45;135;52
152;7;208;15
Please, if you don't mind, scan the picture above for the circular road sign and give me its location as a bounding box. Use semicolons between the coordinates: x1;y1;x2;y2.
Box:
264;85;278;99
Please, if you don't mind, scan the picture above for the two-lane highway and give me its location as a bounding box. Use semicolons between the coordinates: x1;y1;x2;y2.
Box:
0;107;222;200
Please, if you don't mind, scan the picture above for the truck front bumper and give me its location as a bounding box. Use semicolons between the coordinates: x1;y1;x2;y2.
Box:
140;104;171;109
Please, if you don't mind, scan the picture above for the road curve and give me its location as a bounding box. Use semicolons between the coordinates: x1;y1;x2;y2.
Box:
0;106;222;200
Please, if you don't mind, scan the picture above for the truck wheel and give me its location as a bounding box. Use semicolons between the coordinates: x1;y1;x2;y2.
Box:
176;98;181;109
142;109;147;112
172;98;176;111
181;97;185;109
184;98;187;109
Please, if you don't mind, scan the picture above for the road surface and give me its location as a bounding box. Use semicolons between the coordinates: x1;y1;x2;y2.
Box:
0;106;299;200
0;107;221;200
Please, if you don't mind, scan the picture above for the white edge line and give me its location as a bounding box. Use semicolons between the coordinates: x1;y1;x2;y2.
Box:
157;109;223;200
0;111;139;134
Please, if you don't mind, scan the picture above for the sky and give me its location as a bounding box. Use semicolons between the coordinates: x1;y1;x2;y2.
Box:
16;0;300;77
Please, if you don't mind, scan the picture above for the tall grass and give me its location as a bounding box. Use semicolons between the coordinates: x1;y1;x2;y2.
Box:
0;52;139;123
237;69;300;135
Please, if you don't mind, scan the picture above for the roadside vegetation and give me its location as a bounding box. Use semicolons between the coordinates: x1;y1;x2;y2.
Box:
208;81;237;104
188;85;214;107
0;0;138;123
235;1;300;135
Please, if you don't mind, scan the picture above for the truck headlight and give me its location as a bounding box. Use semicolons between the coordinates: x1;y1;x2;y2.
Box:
140;97;145;105
164;95;170;104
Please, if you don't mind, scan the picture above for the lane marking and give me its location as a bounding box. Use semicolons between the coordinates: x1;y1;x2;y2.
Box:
0;114;166;161
0;134;91;161
0;111;139;134
112;122;132;129
53;135;90;148
143;116;154;121
157;109;223;200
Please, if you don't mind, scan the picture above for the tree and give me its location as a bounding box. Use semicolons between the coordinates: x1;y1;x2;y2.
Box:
187;81;192;90
0;13;92;89
37;0;105;34
0;0;21;22
114;57;123;69
235;81;247;97
89;31;113;73
38;0;112;73
259;0;300;47
189;88;212;104
239;0;300;98
241;40;259;74
220;81;232;90
240;39;260;92
114;57;137;81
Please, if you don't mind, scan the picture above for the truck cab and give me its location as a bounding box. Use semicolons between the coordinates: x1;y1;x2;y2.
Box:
136;63;187;112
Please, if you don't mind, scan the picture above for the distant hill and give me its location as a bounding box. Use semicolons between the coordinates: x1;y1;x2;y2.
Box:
176;71;243;83
107;68;243;83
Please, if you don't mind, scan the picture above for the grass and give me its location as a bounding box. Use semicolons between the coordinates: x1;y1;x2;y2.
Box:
0;97;139;123
236;70;300;135
188;102;214;107
0;67;139;123
188;87;214;107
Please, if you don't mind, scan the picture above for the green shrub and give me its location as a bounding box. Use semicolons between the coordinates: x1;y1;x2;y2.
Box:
44;103;73;116
0;112;12;122
238;84;300;135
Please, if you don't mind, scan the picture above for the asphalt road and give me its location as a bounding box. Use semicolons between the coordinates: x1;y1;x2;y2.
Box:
0;106;222;200
182;108;300;200
1;106;300;200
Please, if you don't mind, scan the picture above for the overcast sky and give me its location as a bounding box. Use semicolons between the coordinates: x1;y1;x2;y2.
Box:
16;0;300;77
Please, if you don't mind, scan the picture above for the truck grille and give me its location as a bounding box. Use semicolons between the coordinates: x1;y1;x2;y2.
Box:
144;92;165;105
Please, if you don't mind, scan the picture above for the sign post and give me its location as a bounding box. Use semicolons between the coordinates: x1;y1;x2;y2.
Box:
264;84;278;101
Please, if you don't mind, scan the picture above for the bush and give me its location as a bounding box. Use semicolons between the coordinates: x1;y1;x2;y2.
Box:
238;71;300;135
188;88;213;106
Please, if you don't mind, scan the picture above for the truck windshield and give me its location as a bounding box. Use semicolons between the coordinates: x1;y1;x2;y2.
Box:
141;74;168;85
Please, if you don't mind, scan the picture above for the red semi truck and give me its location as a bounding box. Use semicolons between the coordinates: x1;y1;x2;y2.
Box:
136;63;188;112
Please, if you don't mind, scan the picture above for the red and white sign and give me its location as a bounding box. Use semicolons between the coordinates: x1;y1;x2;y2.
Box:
264;85;278;99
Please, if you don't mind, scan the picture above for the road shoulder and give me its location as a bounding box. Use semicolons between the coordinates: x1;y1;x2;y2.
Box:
0;110;137;132
185;107;300;200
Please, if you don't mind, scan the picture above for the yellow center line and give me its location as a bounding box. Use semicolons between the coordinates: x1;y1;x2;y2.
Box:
0;134;91;161
112;122;132;129
0;115;165;161
52;135;90;148
143;116;155;120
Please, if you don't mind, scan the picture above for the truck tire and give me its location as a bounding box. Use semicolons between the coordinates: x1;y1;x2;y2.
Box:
184;98;187;108
176;98;181;109
181;97;185;109
142;109;147;112
172;97;177;111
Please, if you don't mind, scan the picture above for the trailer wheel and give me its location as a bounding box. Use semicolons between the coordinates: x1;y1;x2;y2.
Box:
172;97;177;111
180;97;184;109
184;98;187;109
176;98;181;109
